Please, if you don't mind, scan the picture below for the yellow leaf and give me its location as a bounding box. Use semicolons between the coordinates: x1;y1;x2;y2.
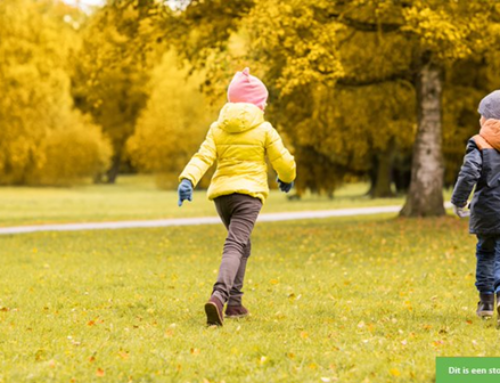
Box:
118;351;129;360
390;368;401;377
165;329;174;337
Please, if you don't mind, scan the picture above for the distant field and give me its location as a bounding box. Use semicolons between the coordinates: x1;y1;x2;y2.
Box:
0;175;454;227
0;213;488;382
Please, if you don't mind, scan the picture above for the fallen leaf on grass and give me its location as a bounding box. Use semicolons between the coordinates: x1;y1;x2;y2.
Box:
389;368;401;377
118;351;129;360
87;317;101;326
165;329;174;337
35;349;46;361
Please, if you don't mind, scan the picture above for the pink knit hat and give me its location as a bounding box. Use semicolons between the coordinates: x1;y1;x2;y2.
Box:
227;67;269;110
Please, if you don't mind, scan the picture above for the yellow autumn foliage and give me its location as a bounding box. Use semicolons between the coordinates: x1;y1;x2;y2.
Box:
31;116;112;186
0;0;112;185
127;51;218;188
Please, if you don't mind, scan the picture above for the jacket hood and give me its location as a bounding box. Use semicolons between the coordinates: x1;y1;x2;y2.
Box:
480;119;500;150
216;103;265;133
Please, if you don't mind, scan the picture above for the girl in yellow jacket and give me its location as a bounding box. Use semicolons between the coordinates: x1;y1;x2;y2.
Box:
178;68;296;326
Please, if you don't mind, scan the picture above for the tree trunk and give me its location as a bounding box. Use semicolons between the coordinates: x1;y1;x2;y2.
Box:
106;153;121;184
400;63;445;217
392;153;412;195
372;148;395;198
366;155;377;197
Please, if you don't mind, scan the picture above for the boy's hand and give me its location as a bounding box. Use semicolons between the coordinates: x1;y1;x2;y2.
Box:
452;203;470;218
178;179;193;206
277;178;294;193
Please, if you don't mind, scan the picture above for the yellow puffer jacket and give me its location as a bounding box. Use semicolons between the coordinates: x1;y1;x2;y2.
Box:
179;103;296;203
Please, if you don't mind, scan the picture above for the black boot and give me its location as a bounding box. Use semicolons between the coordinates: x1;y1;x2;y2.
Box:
477;293;494;318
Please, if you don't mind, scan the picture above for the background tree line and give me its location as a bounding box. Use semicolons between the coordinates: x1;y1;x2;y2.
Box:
1;0;500;216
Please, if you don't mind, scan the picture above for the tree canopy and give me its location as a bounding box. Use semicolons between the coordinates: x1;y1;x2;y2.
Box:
126;51;217;188
168;0;500;215
71;0;165;183
0;0;111;186
3;0;500;215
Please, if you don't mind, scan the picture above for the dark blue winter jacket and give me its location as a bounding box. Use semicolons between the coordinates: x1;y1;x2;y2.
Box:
451;119;500;235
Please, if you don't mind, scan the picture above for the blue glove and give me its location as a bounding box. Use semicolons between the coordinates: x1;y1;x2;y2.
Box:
178;179;193;206
277;178;294;193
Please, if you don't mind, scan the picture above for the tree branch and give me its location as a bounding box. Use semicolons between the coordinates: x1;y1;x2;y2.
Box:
335;71;414;87
327;12;403;33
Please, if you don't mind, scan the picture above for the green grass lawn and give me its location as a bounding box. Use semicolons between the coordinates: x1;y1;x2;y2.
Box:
0;214;493;382
0;175;454;227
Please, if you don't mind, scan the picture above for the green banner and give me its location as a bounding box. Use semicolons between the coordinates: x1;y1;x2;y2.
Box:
437;357;500;383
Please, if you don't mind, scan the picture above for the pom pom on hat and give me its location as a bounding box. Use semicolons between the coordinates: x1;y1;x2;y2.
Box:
227;67;269;110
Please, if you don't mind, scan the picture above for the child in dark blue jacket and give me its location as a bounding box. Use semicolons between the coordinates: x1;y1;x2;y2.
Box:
452;90;500;319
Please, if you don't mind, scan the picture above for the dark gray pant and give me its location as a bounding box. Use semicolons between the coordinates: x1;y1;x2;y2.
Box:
212;193;262;306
